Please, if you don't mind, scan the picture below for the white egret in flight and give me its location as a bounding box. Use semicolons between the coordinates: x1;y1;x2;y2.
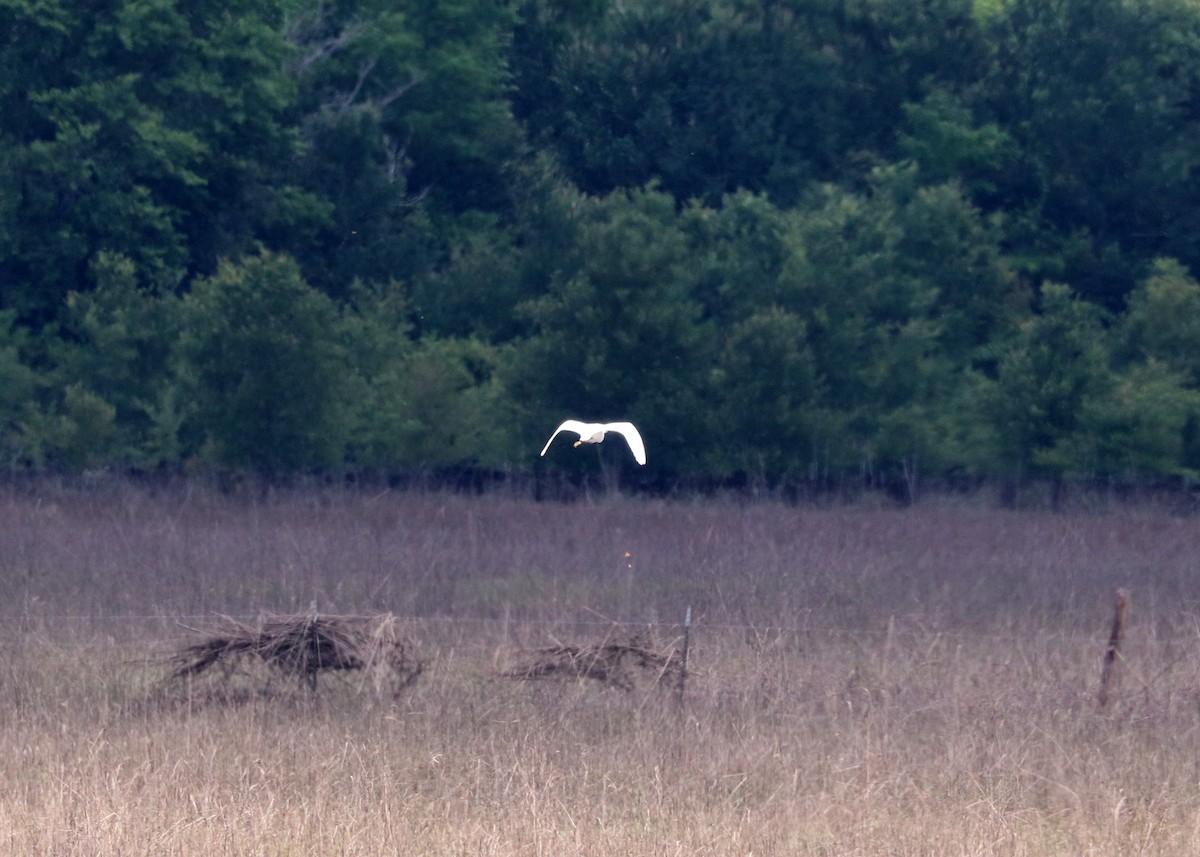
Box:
539;420;647;465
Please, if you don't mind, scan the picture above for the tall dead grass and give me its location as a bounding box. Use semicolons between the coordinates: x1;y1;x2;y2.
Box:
2;483;1200;854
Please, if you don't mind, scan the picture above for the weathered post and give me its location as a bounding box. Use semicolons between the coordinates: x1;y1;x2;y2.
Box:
1098;588;1130;708
675;605;692;707
307;600;320;692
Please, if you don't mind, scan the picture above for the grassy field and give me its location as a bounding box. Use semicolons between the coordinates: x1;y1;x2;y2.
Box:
3;483;1200;855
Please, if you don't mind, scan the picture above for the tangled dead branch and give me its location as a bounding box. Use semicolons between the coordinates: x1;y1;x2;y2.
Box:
501;634;684;692
166;612;424;697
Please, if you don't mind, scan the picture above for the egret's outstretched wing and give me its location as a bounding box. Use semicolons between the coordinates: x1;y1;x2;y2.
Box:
606;422;647;465
539;419;592;457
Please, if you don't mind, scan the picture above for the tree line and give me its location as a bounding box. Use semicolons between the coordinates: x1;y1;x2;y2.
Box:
3;0;1200;500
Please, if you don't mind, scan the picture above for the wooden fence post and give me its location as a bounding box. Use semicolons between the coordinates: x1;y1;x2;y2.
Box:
1098;588;1130;708
307;600;319;692
675;605;692;707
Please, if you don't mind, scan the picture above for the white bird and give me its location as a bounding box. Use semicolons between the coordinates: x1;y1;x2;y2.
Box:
539;420;647;465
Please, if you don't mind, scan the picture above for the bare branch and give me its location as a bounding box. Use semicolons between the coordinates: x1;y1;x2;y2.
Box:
328;57;378;112
285;2;368;76
377;73;423;109
382;133;431;205
291;23;368;75
384;133;409;184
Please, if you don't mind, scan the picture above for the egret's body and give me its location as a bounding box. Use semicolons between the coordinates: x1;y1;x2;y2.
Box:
539;420;647;465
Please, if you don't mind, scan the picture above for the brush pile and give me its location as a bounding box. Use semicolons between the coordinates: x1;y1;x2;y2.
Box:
501;634;684;691
167;612;424;697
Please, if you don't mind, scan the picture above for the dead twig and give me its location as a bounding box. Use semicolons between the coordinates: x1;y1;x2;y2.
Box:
501;634;685;692
165;612;424;699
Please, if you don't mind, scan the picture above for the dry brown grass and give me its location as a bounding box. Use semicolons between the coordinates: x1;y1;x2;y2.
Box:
2;483;1200;854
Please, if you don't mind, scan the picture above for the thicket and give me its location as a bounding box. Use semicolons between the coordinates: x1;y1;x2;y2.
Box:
4;0;1200;499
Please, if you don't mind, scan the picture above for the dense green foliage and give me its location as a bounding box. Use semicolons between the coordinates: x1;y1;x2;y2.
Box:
4;0;1200;499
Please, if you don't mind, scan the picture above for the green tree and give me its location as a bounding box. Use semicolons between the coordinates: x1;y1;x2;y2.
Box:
512;0;988;205
180;251;348;474
973;283;1112;494
1120;259;1200;386
981;0;1200;309
336;279;513;471
406;160;591;342
407;216;526;341
47;251;185;468
679;189;794;326
282;0;526;304
711;307;833;487
505;186;716;475
1049;361;1198;483
352;337;512;472
286;0;522;212
678;191;836;484
0;0;315;324
897;89;1018;203
1116;258;1200;475
0;309;41;468
773;166;1019;489
18;383;117;471
284;104;435;299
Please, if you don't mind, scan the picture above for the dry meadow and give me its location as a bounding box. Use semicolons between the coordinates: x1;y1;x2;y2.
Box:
3;483;1200;855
